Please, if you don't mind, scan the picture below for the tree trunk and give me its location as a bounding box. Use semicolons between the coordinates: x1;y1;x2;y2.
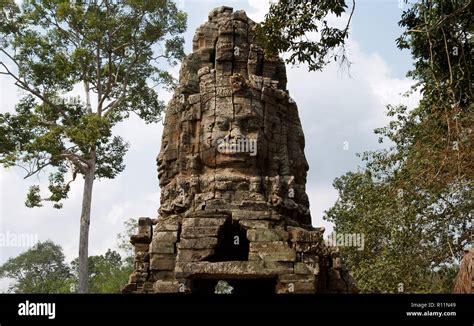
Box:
78;159;96;293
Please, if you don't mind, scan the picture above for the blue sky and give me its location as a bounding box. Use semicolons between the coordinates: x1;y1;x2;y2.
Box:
0;0;420;291
351;0;413;77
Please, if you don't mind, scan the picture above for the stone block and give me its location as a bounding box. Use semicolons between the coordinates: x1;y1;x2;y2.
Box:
293;242;322;253
154;231;178;242
155;217;180;232
249;242;296;262
150;254;176;271
150;239;175;254
176;249;215;261
247;229;289;242
278;273;315;283
288;226;323;243
181;226;221;238
263;261;294;274
231;210;271;220
276;281;316;294
175;261;277;278
178;237;218;249
182;217;227;228
294;262;316;275
153;280;180;293
238;220;271;229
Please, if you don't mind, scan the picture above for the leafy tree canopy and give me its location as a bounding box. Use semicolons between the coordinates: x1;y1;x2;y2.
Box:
258;0;355;71
0;240;72;293
0;0;187;207
71;248;131;293
325;0;472;293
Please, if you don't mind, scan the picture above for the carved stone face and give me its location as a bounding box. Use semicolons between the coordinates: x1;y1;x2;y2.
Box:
153;6;311;225
199;95;267;170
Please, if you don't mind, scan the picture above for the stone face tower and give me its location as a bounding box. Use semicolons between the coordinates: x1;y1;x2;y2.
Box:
123;7;356;294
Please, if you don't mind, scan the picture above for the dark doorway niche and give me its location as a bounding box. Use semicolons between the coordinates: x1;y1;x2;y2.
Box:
210;44;216;69
191;279;218;295
227;278;276;295
210;51;216;68
207;219;249;262
191;278;277;295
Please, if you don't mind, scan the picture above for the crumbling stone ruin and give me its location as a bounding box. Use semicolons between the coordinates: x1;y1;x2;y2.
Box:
123;7;357;294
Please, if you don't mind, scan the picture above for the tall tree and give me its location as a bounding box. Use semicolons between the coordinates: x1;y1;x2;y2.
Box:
71;249;131;293
0;240;72;293
0;0;186;292
325;0;472;292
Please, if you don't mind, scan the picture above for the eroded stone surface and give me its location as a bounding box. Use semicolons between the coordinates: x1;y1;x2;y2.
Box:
123;7;357;295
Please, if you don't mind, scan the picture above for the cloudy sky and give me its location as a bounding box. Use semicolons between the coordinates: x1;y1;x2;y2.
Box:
0;0;420;291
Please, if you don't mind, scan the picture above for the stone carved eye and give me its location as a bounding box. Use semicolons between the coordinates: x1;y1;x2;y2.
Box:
216;119;230;131
246;119;260;132
238;117;260;132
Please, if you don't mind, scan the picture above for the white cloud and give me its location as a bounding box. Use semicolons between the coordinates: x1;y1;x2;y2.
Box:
0;277;14;293
0;74;23;114
307;185;339;234
247;0;269;22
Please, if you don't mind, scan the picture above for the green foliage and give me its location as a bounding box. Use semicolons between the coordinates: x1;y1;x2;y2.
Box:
71;249;132;293
47;172;70;207
25;185;42;208
326;171;464;293
325;0;472;293
0;0;20;40
0;219;136;293
258;0;355;71
0;240;72;293
215;280;233;294
0;0;187;207
0;0;187;293
67;218;136;293
116;217;136;265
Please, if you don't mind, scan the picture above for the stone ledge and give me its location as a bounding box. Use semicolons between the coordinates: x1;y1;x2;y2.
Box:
153;280;181;293
231;210;271;220
150;240;175;254
247;229;289;242
178;237;218;249
182;217;227;228
288;226;324;243
176;249;215;262
276;281;316;294
175;261;294;279
249;241;296;262
181;226;221;238
154;231;178;242
150;254;176;271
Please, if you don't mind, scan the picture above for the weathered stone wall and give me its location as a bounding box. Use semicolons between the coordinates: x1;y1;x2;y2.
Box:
123;7;357;295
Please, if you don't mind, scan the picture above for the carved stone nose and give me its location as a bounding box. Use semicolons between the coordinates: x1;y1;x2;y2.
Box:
230;121;245;138
230;128;243;139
